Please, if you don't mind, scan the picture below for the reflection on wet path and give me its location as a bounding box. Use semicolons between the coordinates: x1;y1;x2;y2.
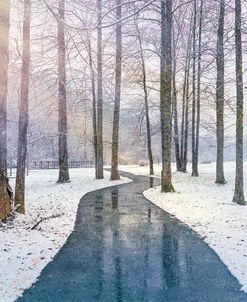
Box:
18;172;247;302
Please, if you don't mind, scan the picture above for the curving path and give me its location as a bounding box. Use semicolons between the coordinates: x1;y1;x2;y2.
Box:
18;172;247;302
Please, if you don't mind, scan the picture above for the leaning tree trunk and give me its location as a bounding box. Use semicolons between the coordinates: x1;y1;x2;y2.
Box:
0;0;11;220
96;0;104;179
15;0;31;214
111;0;122;181
216;0;226;184
57;0;70;183
136;22;154;176
233;0;245;205
160;0;174;193
191;0;198;177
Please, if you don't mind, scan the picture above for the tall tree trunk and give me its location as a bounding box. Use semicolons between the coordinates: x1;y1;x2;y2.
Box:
88;36;97;178
160;0;174;193
172;73;182;172
180;17;193;173
111;0;122;180
233;0;245;205
194;0;203;177
191;0;198;177
180;73;186;168
57;0;70;183
136;23;154;176
15;0;31;213
182;67;190;173
216;0;226;184
180;29;192;173
172;34;182;172
96;0;104;179
0;0;11;220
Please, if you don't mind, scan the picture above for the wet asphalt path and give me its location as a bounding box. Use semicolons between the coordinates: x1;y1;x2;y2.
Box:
17;172;247;302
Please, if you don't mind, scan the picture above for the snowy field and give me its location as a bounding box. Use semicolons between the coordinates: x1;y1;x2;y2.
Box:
0;168;130;302
1;163;247;301
120;162;247;293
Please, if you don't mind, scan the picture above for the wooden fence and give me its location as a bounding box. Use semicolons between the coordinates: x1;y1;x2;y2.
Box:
30;161;94;170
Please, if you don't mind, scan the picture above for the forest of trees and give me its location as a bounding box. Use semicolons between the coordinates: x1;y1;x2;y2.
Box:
0;0;246;220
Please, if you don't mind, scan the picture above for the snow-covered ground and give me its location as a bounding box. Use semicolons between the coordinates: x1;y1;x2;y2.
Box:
2;163;247;300
120;162;247;292
0;168;130;302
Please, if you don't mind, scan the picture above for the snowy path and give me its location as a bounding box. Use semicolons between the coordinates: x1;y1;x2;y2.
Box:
17;172;247;302
0;169;130;302
120;163;247;292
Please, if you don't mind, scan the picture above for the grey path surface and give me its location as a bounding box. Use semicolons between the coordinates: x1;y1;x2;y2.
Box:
18;172;247;302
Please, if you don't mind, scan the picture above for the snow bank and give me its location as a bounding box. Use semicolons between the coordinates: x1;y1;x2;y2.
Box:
0;168;130;302
121;162;247;292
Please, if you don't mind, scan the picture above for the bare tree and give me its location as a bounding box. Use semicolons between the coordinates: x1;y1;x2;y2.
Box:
160;0;174;192
0;0;11;220
180;22;192;173
111;0;122;180
215;0;226;184
172;30;182;172
136;21;154;176
194;0;203;177
191;0;198;177
233;0;245;205
15;0;31;213
57;0;70;183
88;36;98;178
96;0;104;179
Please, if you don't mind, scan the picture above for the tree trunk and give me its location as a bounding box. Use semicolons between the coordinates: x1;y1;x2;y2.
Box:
181;26;192;173
111;0;122;181
143;69;154;176
57;0;70;183
160;0;174;193
172;76;182;172
0;0;11;220
180;25;192;173
15;0;31;214
233;0;245;205
88;37;97;178
182;66;190;173
96;0;104;179
191;0;198;177
136;22;154;176
172;35;182;172
216;0;226;184
180;74;186;169
194;0;203;177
